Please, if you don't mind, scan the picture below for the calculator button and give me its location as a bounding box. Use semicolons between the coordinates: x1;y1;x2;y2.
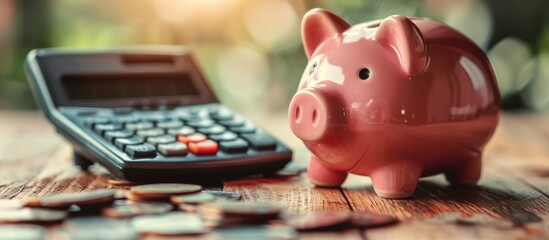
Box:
198;125;226;136
210;110;233;121
177;114;208;122
218;119;245;128
157;121;184;129
177;133;207;144
126;122;154;131
209;131;238;142
167;126;196;136
147;134;176;146
125;143;157;158
187;119;215;128
77;110;97;116
136;128;165;138
83;116;110;127
115;136;145;149
113;108;134;115
95;123;123;135
104;130;133;142
188;140;218;155
229;124;256;134
219;138;249;153
158;142;188;156
240;133;277;151
115;115;139;124
140;114;171;123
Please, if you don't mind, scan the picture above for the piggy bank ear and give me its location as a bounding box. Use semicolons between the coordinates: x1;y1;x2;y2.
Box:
375;15;428;76
302;9;350;59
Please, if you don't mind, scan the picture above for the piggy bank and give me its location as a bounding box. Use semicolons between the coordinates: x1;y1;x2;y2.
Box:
288;9;500;198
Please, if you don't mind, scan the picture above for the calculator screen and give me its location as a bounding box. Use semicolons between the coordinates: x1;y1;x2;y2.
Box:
61;73;200;100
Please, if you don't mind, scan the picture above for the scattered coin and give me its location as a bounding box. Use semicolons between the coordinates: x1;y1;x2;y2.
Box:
114;190;128;200
284;211;351;231
0;208;67;224
23;198;49;208
60;216;137;240
131;212;207;236
39;189;116;208
108;178;138;187
0;224;46;239
178;204;198;213
349;212;398;228
199;202;282;218
0;199;24;209
198;202;283;227
210;225;297;240
130;183;202;199
203;190;241;201
171;192;216;205
102;201;173;218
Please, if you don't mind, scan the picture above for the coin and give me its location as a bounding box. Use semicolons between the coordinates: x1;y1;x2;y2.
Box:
102;201;173;218
171;192;216;205
210;225;297;240
130;183;202;199
0;208;67;224
284;211;351;231
59;216;137;240
198;202;282;218
131;212;207;236
198;202;282;227
203;190;241;201
178;204;198;213
114;190;128;200
108;178;138;187
0;224;46;239
349;212;398;228
0;199;24;209
39;189;116;208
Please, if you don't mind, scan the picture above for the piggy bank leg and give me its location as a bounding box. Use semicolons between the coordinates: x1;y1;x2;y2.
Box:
445;158;481;185
370;164;421;199
308;155;348;187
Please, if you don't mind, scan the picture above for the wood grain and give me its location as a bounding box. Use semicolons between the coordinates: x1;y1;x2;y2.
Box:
2;110;549;239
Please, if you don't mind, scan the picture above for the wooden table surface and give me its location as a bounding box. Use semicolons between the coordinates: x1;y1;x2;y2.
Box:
1;110;549;239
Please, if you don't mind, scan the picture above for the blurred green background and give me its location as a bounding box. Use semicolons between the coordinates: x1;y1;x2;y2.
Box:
0;0;548;114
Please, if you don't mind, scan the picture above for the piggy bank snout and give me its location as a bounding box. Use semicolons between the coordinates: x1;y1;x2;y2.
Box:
289;91;329;142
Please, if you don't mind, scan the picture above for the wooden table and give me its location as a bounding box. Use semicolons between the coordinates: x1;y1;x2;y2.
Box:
1;110;549;239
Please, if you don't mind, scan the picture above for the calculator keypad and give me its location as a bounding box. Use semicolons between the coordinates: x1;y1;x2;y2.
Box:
80;106;279;159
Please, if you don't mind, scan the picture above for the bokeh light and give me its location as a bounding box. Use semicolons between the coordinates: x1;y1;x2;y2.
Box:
1;0;549;112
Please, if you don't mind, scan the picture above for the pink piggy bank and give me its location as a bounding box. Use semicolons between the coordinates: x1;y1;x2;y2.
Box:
288;9;500;199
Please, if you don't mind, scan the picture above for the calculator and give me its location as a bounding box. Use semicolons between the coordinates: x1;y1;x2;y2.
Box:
25;48;292;181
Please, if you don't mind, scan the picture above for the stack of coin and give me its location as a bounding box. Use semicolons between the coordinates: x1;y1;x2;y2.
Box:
197;202;283;227
127;183;202;202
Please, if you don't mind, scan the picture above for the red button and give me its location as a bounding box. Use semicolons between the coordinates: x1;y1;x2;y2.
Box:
189;140;218;155
177;133;207;144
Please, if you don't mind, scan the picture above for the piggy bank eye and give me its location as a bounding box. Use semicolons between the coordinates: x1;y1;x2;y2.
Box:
359;68;370;80
309;63;317;75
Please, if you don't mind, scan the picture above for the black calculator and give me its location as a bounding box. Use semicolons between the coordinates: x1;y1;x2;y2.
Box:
25;48;292;181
